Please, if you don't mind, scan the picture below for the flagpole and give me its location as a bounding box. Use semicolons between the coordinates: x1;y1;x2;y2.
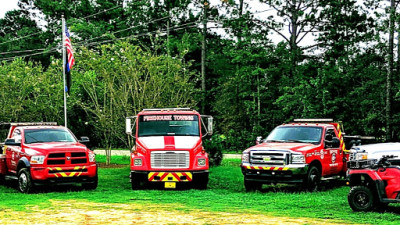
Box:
62;15;68;128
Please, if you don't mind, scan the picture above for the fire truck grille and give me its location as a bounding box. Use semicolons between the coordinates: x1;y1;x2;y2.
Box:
47;152;88;165
250;151;288;165
151;151;190;169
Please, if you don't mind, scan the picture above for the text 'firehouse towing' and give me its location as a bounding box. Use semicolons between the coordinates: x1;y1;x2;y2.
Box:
126;108;213;190
0;123;98;193
241;118;373;192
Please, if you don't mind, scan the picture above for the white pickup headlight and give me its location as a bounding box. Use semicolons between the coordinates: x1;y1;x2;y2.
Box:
292;154;305;164
30;155;45;164
88;152;96;162
355;153;368;160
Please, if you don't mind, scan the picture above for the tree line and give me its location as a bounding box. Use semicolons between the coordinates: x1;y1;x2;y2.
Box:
0;0;399;153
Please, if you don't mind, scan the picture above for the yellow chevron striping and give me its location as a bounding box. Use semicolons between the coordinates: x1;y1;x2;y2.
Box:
274;167;280;171
283;167;289;171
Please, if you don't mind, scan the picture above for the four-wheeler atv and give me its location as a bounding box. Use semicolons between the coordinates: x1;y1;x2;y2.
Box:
347;155;400;211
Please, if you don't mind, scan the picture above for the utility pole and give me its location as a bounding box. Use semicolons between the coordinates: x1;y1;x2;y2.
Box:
387;0;395;141
201;1;208;114
62;15;67;128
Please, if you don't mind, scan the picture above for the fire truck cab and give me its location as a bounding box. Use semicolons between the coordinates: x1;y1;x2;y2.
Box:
126;108;213;190
0;122;97;193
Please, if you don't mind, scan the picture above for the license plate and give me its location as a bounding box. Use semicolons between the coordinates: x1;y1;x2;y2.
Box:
165;182;176;189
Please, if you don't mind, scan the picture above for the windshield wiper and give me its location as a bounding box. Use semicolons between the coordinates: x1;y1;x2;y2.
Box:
266;140;286;143
287;139;313;143
27;141;47;144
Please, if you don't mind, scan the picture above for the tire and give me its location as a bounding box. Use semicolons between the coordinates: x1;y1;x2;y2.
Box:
82;175;98;190
348;186;376;212
193;173;209;190
131;174;142;190
18;168;34;193
244;179;262;192
304;166;321;192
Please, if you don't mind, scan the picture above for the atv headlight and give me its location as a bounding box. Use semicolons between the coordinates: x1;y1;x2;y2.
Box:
292;154;305;164
30;155;45;164
88;152;96;162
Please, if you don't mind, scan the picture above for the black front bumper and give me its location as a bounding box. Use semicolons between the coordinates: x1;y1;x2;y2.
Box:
242;165;308;184
33;176;97;186
130;170;209;183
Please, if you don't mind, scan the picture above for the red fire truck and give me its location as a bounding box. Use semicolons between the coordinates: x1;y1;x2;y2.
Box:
241;119;371;191
0;123;98;193
125;108;213;189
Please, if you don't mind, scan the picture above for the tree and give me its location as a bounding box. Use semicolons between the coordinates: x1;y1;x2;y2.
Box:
74;41;198;164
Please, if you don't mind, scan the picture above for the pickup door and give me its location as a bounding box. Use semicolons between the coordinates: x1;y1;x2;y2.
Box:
324;128;343;175
5;128;22;174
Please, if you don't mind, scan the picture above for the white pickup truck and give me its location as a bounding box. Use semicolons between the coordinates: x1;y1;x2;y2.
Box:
349;143;400;165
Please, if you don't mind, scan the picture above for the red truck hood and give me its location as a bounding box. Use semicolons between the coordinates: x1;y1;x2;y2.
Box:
24;142;89;155
138;136;201;150
247;142;319;152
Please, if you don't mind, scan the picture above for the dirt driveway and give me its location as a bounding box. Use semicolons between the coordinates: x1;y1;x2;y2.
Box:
0;200;351;225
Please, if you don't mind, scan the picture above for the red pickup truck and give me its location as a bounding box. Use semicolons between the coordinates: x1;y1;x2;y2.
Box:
0;123;98;193
241;119;358;192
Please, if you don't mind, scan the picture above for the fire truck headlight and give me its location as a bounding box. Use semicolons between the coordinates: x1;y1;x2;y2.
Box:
88;152;96;162
198;158;206;166
291;155;305;164
134;158;142;166
30;155;45;164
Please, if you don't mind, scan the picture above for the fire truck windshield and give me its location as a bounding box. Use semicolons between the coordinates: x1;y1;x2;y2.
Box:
24;129;76;144
265;126;322;144
138;115;200;137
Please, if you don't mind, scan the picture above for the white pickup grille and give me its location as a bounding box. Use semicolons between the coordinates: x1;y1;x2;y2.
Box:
151;151;190;169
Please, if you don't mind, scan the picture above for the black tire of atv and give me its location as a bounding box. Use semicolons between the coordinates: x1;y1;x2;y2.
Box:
348;186;376;212
18;168;34;194
304;166;321;192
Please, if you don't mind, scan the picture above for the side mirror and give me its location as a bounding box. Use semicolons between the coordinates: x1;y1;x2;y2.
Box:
256;136;262;145
126;118;132;135
325;134;333;141
5;138;20;146
79;136;90;143
207;117;213;136
325;137;340;148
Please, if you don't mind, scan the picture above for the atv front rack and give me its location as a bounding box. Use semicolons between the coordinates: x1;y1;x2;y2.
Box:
347;159;377;169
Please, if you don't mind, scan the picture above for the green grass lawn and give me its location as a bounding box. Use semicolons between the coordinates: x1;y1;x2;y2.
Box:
0;157;399;224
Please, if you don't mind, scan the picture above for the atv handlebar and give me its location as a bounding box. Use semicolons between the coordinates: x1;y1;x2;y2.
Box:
371;155;397;169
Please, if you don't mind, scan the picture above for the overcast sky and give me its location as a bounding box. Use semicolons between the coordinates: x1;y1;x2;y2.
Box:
0;0;19;18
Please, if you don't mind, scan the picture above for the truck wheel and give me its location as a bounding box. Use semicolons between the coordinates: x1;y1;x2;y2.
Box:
82;175;98;190
193;173;209;190
18;168;33;193
244;180;262;192
348;186;375;211
304;166;321;192
131;174;143;190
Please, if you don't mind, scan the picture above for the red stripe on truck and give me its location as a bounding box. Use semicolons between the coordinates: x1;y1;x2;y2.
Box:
164;136;175;149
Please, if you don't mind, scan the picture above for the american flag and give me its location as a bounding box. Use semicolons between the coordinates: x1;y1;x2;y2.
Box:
64;25;75;72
